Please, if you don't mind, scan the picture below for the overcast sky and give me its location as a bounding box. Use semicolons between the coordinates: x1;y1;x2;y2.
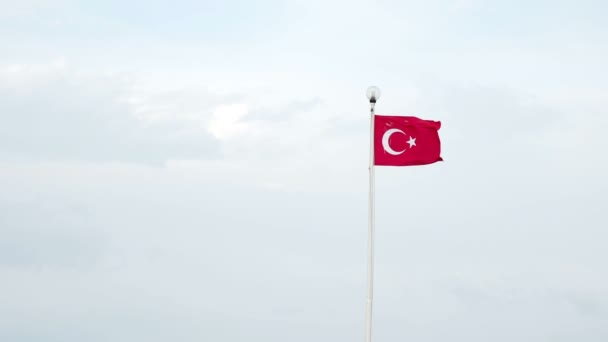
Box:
1;0;607;341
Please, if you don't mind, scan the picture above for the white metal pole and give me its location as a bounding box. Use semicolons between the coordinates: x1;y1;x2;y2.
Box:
365;99;376;342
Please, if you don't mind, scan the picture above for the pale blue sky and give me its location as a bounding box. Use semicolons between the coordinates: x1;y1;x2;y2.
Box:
1;1;607;341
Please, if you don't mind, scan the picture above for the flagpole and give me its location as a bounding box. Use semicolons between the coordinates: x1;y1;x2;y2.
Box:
365;86;380;342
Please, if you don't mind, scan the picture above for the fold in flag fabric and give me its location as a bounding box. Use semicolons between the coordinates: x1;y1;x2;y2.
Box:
374;115;442;166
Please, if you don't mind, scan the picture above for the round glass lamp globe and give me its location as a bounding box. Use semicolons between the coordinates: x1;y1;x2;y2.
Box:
366;86;381;102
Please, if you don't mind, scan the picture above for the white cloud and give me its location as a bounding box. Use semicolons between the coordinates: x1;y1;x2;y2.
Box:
0;62;220;164
208;104;250;140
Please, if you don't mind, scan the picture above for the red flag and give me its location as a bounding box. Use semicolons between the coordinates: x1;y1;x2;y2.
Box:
374;115;442;166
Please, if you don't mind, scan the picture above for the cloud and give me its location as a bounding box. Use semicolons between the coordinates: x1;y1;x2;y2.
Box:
0;62;220;164
208;103;250;139
242;97;323;122
0;199;107;269
0;0;63;18
0;163;370;341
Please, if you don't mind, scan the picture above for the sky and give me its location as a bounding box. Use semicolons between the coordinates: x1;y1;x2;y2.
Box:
1;0;607;341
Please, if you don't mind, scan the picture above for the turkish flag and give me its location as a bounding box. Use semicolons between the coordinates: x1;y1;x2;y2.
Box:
374;115;442;166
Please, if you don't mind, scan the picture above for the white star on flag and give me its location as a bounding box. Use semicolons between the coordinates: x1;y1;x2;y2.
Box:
407;136;416;148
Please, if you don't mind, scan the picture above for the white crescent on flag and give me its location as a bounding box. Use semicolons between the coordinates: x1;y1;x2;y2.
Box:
381;128;407;155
